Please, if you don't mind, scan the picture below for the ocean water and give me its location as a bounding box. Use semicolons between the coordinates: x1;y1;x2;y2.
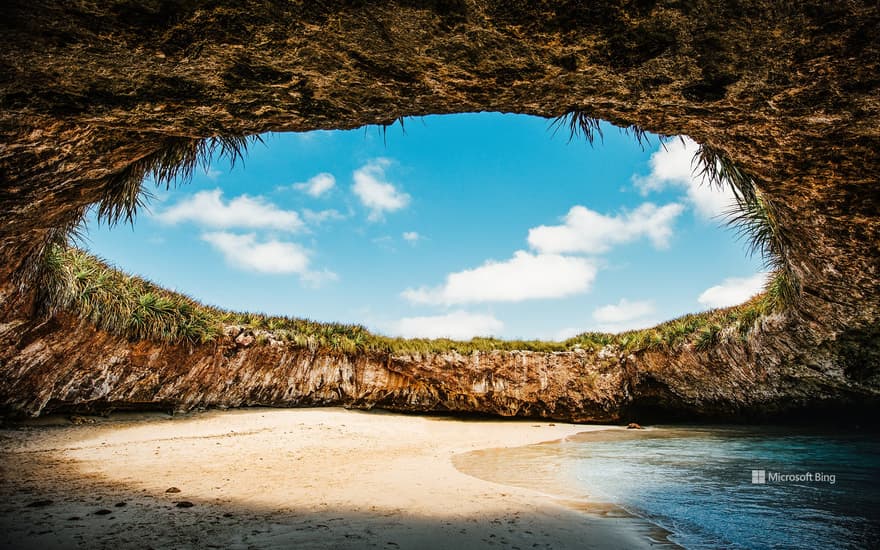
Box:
456;426;880;549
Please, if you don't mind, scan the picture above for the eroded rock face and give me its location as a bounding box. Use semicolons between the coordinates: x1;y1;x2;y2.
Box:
0;307;876;421
0;2;878;420
0;311;622;419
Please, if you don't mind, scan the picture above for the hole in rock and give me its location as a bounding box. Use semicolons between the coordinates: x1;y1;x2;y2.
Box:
77;113;763;344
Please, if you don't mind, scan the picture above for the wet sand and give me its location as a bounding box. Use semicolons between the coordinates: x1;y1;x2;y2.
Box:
0;408;673;549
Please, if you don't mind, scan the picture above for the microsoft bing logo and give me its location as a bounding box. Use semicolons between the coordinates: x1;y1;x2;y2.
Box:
749;469;835;484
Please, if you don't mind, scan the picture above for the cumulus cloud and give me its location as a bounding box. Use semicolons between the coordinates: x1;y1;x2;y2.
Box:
387;311;503;339
201;232;335;285
402;231;421;243
593;299;656;324
402;251;597;305
631;137;735;219
527;203;685;255
293;172;336;198
302;208;346;225
578;299;661;333
156;189;304;232
352;158;410;221
698;273;769;308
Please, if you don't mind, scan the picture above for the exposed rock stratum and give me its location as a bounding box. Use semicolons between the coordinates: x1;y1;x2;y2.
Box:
1;1;878;421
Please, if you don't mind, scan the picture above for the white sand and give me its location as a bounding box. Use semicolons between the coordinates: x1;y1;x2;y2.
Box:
0;408;674;549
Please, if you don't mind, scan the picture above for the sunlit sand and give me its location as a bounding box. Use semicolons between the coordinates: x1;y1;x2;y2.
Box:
0;408;673;549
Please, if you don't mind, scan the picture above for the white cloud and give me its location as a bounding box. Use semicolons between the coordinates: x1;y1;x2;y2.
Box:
293;173;335;198
402;251;596;305
527;203;685;255
302;208;346;225
352;158;410;221
593;299;656;324
201;232;335;285
387;311;503;339
402;231;421;243
698;273;768;308
631;137;735;219
687;181;733;220
156;189;304;232
201;232;309;274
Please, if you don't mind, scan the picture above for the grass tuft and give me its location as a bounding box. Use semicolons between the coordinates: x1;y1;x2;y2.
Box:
550;110;677;150
550;110;604;145
697;144;801;311
695;144;757;205
97;135;263;227
41;245;220;344
694;324;721;352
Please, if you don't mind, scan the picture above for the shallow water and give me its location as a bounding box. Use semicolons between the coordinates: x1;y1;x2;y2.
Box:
455;426;880;549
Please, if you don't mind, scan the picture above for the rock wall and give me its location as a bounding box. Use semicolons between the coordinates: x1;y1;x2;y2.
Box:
2;307;876;421
0;311;624;419
1;1;878;420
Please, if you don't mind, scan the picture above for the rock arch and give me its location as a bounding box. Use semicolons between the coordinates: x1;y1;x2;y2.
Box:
1;1;877;419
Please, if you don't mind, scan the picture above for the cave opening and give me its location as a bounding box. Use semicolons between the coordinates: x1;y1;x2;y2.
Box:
55;112;774;350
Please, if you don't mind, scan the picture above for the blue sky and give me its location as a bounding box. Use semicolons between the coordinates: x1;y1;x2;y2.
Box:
82;113;765;340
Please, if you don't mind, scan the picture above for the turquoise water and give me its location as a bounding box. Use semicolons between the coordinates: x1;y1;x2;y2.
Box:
454;426;880;548
564;427;880;549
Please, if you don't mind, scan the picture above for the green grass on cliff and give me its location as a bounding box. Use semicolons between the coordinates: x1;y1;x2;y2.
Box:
40;245;784;355
42;245;222;344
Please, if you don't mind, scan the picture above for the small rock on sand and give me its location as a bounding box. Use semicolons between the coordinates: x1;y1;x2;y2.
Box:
175;501;194;508
626;422;644;430
26;499;53;508
165;487;181;493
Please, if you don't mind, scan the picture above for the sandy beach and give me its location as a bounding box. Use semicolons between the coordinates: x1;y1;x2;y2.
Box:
0;408;673;549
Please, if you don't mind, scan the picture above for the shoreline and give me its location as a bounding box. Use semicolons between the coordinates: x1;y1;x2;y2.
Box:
0;407;674;549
